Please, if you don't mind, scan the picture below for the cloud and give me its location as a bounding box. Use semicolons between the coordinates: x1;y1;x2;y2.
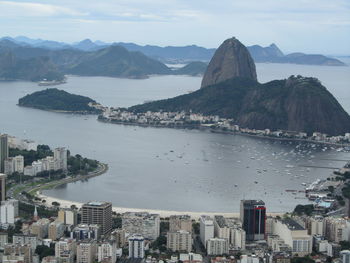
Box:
0;1;87;17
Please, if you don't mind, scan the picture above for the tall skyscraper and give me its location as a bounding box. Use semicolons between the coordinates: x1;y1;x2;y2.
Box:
0;134;9;173
81;202;112;236
0;174;6;202
240;200;266;241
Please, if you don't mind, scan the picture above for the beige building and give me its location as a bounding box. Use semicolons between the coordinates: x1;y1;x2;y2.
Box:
97;241;116;263
167;230;192;252
111;229;126;248
0;232;8;250
77;241;97;263
30;218;50;239
169;215;192;232
206;238;229;256
4;244;32;263
42;256;58;263
48;221;65;240
214;216;230;240
55;238;77;263
58;209;78;226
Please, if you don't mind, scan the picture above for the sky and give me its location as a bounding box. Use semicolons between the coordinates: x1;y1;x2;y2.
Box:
0;0;349;55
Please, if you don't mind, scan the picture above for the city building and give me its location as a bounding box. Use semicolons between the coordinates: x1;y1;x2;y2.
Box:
58;209;78;226
54;147;68;171
8;136;37;151
0;134;8;173
271;218;312;256
55;238;77;263
97;241;116;263
122;212;160;240
230;227;246;250
4;156;24;175
167;230;192;252
42;256;58;263
4;244;32;263
30;218;50;239
0;232;8;250
77;240;97;263
128;234;145;259
341;250;350;263
179;253;203;263
81;202;112;236
169;215;192;232
200;216;214;248
214;216;230;240
0;173;6;202
71;224;101;241
206;238;229;256
48;220;65;240
12;234;38;252
111;229;126;248
240;200;266;241
0;199;19;225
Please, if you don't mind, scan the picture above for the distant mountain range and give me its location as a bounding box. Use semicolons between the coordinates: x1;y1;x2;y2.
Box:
130;37;350;136
1;36;346;66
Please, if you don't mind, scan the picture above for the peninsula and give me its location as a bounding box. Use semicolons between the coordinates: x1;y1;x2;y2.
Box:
18;88;102;114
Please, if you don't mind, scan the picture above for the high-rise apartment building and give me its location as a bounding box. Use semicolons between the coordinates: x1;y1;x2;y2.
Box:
0;134;8;173
200;216;214;248
167;230;192;252
77;241;97;263
54;147;68;171
128;235;144;259
240;200;266;241
81;202;112;236
0;173;6;202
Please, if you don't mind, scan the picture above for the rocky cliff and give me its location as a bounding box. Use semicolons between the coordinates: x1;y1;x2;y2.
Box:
201;37;257;87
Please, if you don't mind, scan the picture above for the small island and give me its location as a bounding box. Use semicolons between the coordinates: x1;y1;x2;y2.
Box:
18;88;101;114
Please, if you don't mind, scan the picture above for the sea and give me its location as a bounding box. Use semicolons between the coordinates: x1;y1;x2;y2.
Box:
0;61;349;213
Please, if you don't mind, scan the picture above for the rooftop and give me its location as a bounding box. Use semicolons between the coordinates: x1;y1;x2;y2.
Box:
281;218;305;231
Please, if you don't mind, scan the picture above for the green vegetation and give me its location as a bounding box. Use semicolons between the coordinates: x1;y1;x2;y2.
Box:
151;235;167;252
129;75;350;136
19;201;57;219
293;204;315;216
18;88;101;113
66;45;171;78
35;245;55;260
9;144;52;166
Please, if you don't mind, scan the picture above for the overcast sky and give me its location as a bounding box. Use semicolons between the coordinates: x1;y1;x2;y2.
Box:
0;0;349;55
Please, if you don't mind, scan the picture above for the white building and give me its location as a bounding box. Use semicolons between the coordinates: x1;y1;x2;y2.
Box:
206;238;229;256
122;212;160;240
230;227;246;249
12;234;38;252
341;250;350;263
97;241;116;263
24;166;35;176
200;216;214;248
128;235;144;259
4;156;24;175
0;199;19;225
271;218;312;256
54;147;68;171
8;136;37;151
214;216;230;240
167;230;192;252
179;253;202;263
0;232;8;250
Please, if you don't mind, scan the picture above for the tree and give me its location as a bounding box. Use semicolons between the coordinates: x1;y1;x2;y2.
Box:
35;245;55;260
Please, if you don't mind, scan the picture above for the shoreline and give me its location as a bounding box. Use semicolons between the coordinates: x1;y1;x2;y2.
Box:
98;118;350;148
37;192;283;220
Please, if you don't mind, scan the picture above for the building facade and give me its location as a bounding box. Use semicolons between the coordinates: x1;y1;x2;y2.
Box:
81;202;112;236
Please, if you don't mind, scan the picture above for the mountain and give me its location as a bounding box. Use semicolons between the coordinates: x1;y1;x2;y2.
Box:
129;76;350;135
18;88;100;113
201;37;257;87
72;39;106;51
248;43;284;60
66;45;172;78
0;51;64;81
174;62;207;76
283;53;345;66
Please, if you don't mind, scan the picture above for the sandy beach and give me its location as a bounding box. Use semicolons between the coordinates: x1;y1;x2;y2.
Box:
37;192;283;220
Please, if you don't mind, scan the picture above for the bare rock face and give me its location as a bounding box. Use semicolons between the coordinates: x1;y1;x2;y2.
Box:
201;37;257;88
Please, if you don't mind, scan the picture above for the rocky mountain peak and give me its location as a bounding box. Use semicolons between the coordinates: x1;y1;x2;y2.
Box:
201;37;257;88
